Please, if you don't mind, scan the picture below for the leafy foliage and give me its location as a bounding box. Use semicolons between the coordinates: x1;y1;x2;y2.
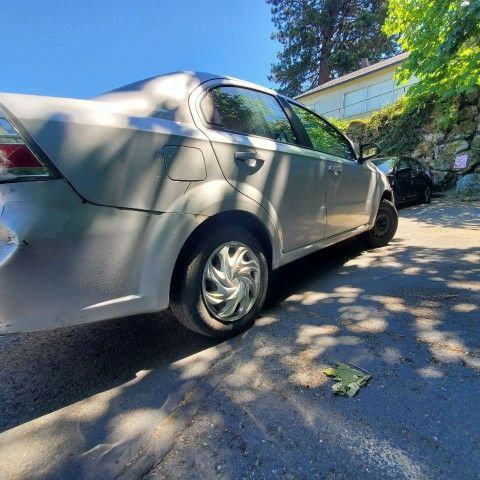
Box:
267;0;400;96
323;362;371;397
332;96;434;155
366;98;431;154
384;0;480;101
291;103;356;158
328;117;353;134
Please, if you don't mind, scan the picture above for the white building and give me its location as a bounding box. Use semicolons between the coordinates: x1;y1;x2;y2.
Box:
295;52;416;120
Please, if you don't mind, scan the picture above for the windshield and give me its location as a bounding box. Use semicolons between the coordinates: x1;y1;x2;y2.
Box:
372;158;396;174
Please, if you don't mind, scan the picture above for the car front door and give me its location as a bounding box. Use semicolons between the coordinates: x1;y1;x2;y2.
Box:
288;102;376;238
394;158;415;202
195;83;328;251
410;159;426;196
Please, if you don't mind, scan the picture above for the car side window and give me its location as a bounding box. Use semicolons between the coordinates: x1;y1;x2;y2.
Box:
397;159;410;171
373;158;396;174
289;103;356;160
200;86;298;144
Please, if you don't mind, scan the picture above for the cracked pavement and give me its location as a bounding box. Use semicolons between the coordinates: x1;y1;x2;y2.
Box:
1;200;479;480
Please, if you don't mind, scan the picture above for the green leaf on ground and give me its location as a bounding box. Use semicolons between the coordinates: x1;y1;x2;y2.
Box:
323;362;371;397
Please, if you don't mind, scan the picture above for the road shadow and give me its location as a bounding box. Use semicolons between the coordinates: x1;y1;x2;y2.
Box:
398;199;480;229
144;235;480;479
0;312;220;432
1;201;479;480
0;236;363;433
265;237;364;309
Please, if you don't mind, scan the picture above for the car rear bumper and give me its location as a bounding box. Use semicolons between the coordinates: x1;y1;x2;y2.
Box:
0;180;201;334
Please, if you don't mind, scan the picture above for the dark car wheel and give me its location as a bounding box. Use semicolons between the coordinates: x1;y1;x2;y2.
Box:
171;226;268;338
359;199;398;248
420;184;432;204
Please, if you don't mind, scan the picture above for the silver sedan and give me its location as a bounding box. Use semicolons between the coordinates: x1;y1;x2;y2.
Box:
0;72;396;337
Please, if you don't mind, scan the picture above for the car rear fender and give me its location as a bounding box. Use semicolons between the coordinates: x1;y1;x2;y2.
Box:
0;92;224;213
172;178;281;255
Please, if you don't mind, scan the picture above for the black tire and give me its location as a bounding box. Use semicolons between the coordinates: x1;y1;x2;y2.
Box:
359;199;398;248
171;226;268;338
420;184;432;204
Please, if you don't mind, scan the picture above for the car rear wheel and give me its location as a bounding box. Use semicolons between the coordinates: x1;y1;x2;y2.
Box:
171;226;268;337
359;199;398;248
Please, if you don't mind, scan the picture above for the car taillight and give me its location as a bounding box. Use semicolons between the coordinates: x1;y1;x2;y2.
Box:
0;111;52;181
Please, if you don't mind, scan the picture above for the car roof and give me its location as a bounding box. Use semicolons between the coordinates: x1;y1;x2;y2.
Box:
101;71;223;94
93;71;282;124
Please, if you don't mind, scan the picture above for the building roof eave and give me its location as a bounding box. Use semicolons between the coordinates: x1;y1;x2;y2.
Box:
294;52;409;100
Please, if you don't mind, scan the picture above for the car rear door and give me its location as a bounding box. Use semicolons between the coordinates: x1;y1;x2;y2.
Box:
288;102;376;238
193;83;328;252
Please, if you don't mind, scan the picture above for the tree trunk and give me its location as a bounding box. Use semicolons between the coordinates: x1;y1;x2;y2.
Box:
318;50;331;84
316;3;336;86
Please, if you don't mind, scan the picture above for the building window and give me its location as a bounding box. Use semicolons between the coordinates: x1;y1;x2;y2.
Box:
366;79;395;111
342;79;404;118
343;87;367;117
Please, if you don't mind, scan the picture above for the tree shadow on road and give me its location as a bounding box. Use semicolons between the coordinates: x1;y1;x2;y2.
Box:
1;207;480;479
398;199;480;229
146;237;480;479
0;312;221;432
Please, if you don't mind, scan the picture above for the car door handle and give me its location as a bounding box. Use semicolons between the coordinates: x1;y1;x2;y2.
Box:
235;151;263;161
234;151;265;168
328;164;343;175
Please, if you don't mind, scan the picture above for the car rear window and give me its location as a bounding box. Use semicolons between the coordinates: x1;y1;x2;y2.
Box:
200;86;298;144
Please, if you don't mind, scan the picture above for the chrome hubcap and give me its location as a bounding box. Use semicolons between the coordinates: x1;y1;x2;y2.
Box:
202;242;261;322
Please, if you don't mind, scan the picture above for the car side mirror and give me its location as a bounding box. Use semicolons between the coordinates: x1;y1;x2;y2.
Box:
359;143;380;162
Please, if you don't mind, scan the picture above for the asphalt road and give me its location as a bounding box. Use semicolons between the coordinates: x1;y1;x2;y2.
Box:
1;200;479;480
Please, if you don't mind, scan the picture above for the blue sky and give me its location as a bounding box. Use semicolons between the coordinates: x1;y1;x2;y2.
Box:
1;0;279;98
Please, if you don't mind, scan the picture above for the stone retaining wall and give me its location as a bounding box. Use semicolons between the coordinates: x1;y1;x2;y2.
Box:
344;87;480;192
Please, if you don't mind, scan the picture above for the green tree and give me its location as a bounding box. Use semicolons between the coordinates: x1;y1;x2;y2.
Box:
384;0;480;100
268;0;400;96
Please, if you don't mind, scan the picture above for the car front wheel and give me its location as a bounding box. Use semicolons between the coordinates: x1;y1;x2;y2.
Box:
359;199;398;248
171;226;268;337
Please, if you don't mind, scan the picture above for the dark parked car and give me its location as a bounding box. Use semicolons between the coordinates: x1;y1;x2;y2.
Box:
372;156;433;205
